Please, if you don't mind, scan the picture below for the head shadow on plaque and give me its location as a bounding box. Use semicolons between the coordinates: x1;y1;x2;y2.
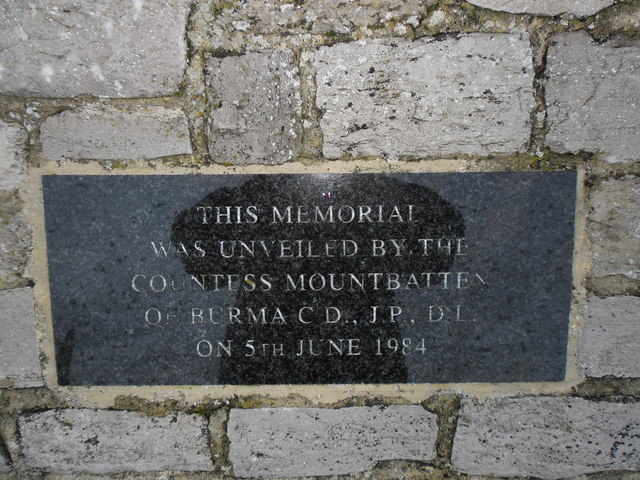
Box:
171;174;464;385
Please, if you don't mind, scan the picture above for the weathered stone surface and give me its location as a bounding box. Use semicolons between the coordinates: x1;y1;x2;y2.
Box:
0;121;27;189
0;445;10;473
588;176;640;280
467;0;613;16
546;32;640;163
228;406;437;478
206;51;301;165
40;106;191;162
580;296;640;377
0;0;189;98
205;0;435;36
589;2;640;39
19;409;214;473
42;474;225;480
314;34;535;160
452;397;640;478
0;192;32;290
0;288;42;388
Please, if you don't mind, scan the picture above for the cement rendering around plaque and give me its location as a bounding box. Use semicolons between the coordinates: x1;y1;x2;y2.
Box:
42;173;576;386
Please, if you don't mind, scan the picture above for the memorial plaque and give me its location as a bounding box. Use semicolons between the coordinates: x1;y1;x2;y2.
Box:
42;173;576;386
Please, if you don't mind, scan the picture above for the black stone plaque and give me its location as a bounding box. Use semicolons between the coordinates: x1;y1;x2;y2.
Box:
42;173;576;386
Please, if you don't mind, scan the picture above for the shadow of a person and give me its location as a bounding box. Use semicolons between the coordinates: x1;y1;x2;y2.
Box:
172;174;464;384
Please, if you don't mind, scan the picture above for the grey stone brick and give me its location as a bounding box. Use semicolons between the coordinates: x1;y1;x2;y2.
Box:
40;106;192;162
0;288;42;388
313;34;535;160
580;296;640;377
0;121;27;190
546;32;640;163
206;51;301;165
0;0;189;98
206;0;435;36
467;0;613;16
207;51;301;164
452;397;640;479
0;191;31;290
19;409;214;474
228;405;437;478
588;176;640;280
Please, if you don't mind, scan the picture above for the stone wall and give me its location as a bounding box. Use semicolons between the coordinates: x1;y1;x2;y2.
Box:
1;0;639;479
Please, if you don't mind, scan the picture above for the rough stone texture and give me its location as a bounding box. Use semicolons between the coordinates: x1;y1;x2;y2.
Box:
546;32;640;163
0;121;27;189
0;446;10;473
314;34;535;160
0;192;32;290
588;176;640;280
466;0;613;16
205;0;435;37
0;288;42;388
589;1;640;39
0;0;189;98
19;409;214;474
40;106;192;162
228;406;437;478
43;475;221;480
206;51;301;165
42;474;226;480
580;296;640;377
452;397;640;479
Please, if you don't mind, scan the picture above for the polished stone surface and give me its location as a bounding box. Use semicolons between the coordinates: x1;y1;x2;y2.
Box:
42;173;576;385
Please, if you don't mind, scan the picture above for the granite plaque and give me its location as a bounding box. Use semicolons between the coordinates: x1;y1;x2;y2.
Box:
42;173;576;386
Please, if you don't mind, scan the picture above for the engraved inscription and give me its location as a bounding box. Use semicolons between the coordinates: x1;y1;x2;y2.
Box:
42;173;576;385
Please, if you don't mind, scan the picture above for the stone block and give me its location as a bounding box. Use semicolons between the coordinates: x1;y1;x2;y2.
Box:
546;32;640;163
206;51;301;165
0;191;31;290
580;296;640;377
0;288;42;388
0;0;189;98
206;0;435;36
19;409;214;473
0;121;27;189
313;34;535;160
228;406;437;478
40;106;192;162
452;397;640;478
588;176;640;280
467;0;613;16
